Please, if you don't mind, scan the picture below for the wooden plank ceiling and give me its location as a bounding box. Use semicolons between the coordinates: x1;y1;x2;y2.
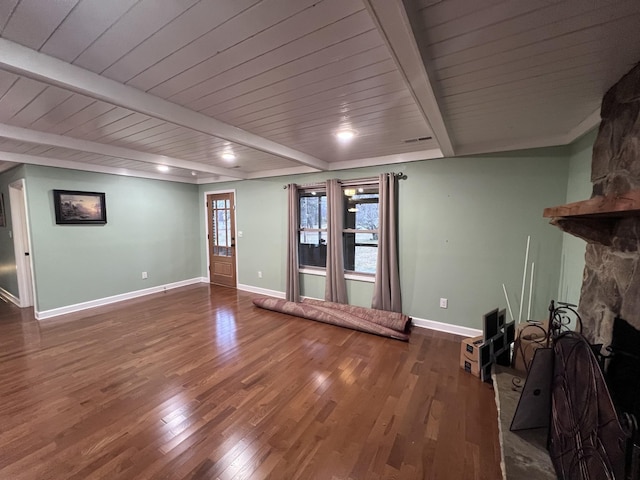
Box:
0;0;638;182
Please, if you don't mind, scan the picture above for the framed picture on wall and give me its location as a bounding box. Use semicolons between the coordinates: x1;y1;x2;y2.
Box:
53;190;107;225
0;193;5;227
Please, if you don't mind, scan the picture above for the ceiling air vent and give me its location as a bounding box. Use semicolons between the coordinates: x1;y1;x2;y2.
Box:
403;136;432;144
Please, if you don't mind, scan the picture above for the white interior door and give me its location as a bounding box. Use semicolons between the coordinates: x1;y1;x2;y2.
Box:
9;179;34;308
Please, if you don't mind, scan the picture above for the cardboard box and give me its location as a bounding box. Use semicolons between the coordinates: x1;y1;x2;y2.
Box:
460;335;485;377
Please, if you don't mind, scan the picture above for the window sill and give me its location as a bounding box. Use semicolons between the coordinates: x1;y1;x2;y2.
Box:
345;272;375;283
299;267;325;277
299;267;375;283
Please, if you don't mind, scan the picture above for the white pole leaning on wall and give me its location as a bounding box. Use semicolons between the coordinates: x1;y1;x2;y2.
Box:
518;235;530;324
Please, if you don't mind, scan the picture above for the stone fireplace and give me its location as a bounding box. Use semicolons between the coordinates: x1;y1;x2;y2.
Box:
500;65;640;479
495;64;640;475
544;61;640;347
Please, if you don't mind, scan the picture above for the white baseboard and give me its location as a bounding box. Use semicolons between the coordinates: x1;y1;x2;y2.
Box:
28;276;480;336
0;287;21;307
411;316;482;337
237;283;285;299
35;277;204;320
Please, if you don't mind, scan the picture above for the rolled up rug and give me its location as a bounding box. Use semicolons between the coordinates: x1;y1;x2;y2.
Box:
301;298;410;333
252;297;410;341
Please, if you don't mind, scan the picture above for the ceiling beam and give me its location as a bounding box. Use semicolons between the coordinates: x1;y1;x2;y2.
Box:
0;123;248;179
362;0;454;157
0;38;329;172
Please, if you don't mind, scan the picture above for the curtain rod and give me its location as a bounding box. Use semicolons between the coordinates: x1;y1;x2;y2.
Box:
283;172;407;189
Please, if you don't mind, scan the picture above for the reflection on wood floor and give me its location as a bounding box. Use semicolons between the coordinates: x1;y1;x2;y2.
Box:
0;285;501;479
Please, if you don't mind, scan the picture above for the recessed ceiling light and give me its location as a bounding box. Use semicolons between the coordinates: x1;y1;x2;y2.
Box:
191;171;197;176
335;128;357;141
221;152;236;161
157;165;170;172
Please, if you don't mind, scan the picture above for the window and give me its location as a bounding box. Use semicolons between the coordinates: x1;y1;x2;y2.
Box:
298;183;379;275
343;186;379;274
299;190;327;267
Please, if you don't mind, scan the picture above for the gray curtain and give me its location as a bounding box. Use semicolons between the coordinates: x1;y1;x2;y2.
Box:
286;183;300;302
372;173;402;312
325;179;348;304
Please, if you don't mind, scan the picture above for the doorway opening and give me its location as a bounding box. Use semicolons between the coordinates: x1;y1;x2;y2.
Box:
9;179;34;308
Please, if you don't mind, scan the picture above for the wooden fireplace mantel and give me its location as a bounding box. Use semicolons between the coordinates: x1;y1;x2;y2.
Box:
543;189;640;219
543;189;640;247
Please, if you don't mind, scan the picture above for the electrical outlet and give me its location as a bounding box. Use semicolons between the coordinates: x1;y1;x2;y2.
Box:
258;271;262;278
142;271;148;279
439;298;448;309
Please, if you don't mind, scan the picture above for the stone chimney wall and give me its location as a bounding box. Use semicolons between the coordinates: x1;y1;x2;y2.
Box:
578;63;640;345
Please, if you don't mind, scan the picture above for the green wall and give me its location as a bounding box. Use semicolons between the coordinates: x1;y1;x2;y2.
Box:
200;147;569;329
558;129;596;304
3;142;578;330
0;165;26;298
23;165;201;312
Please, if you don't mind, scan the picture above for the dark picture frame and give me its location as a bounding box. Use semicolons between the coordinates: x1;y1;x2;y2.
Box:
53;190;107;225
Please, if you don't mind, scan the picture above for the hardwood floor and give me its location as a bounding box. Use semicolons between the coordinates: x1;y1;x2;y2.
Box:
0;285;502;479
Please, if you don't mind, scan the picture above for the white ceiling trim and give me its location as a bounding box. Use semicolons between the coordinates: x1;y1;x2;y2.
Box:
454;134;570;157
0;38;329;171
0;151;199;184
362;0;454;157
328;148;443;170
243;165;319;181
196;176;225;185
566;107;601;144
0;123;247;179
236;149;444;182
455;108;602;157
0;160;16;174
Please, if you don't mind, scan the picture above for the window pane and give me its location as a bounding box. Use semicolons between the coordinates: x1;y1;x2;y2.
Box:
299;231;327;267
343;234;378;272
354;245;377;273
343;232;356;271
299;194;327;229
213;246;232;257
355;232;377;244
343;186;379;273
217;210;227;246
299;231;321;245
344;192;378;230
